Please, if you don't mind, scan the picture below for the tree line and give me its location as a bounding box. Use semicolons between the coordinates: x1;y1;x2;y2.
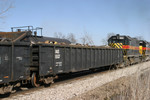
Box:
54;31;94;45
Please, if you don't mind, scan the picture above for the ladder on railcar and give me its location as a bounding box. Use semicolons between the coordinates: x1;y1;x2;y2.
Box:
30;45;40;87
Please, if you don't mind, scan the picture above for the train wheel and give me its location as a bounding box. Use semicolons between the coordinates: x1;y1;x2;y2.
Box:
31;73;40;87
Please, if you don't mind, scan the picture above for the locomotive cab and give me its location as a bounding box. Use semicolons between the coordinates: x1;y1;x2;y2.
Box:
108;34;129;49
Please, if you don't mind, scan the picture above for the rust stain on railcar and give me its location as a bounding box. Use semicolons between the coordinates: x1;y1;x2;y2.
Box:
0;32;26;40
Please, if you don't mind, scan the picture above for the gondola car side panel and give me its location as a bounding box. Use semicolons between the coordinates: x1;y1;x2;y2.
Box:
0;45;11;84
13;45;31;81
39;44;123;76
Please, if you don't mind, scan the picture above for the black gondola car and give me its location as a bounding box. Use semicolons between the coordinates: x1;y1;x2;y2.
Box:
0;27;71;94
34;43;123;76
0;27;123;94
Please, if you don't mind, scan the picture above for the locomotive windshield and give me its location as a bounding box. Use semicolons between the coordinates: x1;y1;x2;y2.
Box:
109;39;126;45
112;39;124;44
108;35;130;45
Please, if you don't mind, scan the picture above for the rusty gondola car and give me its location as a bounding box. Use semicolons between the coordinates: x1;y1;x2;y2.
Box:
0;26;123;94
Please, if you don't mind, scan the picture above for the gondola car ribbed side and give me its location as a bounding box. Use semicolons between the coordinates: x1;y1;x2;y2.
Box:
34;43;123;77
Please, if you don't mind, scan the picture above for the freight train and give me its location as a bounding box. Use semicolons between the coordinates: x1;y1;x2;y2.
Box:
0;26;149;94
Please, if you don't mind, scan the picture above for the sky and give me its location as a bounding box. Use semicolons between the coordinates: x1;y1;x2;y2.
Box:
1;0;150;45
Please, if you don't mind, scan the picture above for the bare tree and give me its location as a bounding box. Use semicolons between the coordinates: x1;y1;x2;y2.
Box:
101;33;115;45
80;31;94;45
135;36;144;40
53;32;66;39
67;33;77;44
0;0;13;21
53;31;94;45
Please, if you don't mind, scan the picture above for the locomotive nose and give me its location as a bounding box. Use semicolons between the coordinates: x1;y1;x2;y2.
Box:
109;43;123;48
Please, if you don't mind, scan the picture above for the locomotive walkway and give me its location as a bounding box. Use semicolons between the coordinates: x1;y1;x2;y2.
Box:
3;61;150;100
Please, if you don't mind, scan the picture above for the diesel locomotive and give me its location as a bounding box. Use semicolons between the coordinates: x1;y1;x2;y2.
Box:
108;34;150;65
0;26;149;94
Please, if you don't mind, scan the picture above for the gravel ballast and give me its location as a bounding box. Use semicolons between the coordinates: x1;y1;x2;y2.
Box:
3;61;150;100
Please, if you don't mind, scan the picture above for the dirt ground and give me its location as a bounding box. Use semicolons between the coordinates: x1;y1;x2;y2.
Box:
70;69;150;100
